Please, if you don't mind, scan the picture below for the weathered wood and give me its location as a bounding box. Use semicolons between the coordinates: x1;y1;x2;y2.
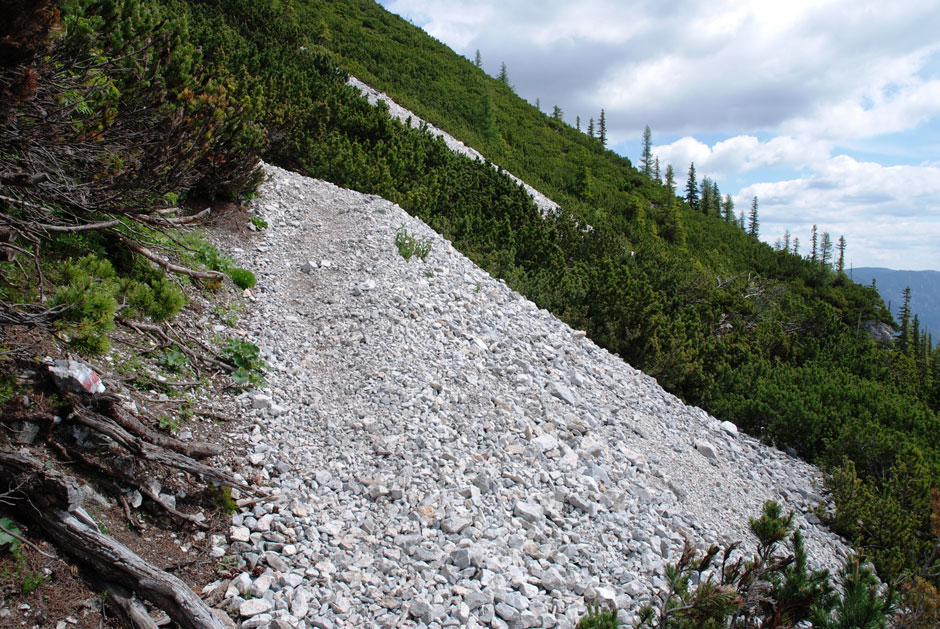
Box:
0;449;85;511
138;482;209;530
0;450;226;629
97;395;223;459
36;508;225;629
123;240;224;281
67;407;249;491
102;582;160;629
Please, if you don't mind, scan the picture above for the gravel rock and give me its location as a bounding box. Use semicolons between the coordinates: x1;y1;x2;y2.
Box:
210;161;853;626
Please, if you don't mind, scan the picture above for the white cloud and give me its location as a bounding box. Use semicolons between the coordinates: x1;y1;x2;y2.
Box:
740;157;940;269
651;135;831;181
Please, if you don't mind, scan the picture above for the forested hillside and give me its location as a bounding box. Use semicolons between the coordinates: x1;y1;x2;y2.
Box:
5;0;939;618
147;0;940;598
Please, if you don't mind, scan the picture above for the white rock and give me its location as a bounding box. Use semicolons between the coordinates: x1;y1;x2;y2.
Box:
239;598;273;617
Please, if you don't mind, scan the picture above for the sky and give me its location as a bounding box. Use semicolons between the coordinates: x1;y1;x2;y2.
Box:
377;0;940;271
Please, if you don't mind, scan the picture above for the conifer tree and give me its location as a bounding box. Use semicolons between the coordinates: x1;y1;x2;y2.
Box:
664;164;675;195
587;117;594;137
575;115;580;131
685;162;698;210
721;194;735;223
700;177;712;216
710;180;720;216
498;61;510;85
653;156;660;182
474;49;482;68
739;210;746;229
821;232;833;269
793;237;800;255
535;97;540;111
748;196;759;236
784;229;791;252
598;109;607;146
811;225;819;264
640;124;653;177
898;286;913;353
837;236;847;274
551;105;563;122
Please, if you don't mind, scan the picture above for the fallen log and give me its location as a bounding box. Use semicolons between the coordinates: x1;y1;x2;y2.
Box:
94;394;223;460
0;450;226;629
67;407;249;491
100;582;160;629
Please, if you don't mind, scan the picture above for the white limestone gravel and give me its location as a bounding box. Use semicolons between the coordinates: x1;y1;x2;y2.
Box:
208;163;852;628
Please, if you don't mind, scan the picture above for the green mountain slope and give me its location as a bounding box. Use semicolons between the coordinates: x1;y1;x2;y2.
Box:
156;0;940;589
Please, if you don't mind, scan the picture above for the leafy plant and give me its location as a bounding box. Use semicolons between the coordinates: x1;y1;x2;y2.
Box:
220;338;265;389
395;225;432;262
213;302;244;327
158;414;180;434
249;215;268;230
0;518;23;560
158;348;188;373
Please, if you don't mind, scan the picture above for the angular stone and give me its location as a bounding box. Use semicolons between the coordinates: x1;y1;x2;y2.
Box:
450;548;472;569
465;590;492;610
409;600;433;624
495;602;520;622
239;598;273;617
330;596;351;614
694;439;718;460
230;526;251;542
441;517;472;534
531;433;559;452
513;501;543;523
548;382;580;406
250;394;273;410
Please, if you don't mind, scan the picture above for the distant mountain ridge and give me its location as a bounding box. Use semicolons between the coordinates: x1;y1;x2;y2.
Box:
851;267;940;343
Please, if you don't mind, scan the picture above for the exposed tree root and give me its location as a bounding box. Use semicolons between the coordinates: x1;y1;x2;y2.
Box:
0;450;228;629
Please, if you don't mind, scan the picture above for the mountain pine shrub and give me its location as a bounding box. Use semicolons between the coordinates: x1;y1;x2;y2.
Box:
593;501;897;628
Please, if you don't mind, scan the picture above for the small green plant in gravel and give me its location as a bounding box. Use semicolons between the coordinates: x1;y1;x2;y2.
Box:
577;603;619;628
249;215;268;230
220;338;265;389
213;302;244;327
158;414;180;434
227;268;256;289
395;225;433;261
212;485;239;515
158;348;188;373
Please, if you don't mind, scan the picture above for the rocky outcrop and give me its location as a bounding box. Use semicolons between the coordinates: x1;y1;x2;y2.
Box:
862;319;895;344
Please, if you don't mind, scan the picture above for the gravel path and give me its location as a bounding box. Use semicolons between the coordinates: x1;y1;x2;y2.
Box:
206;164;851;628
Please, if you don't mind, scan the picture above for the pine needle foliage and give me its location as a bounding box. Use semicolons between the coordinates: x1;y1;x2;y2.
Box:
629;501;894;628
